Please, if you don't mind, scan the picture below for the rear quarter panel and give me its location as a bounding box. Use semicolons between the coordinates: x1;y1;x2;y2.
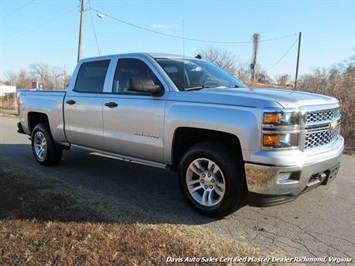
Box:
19;90;67;143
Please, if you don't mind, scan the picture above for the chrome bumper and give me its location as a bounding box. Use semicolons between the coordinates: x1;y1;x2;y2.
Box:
245;137;344;196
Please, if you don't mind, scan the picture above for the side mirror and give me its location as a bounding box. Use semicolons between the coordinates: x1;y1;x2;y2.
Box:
128;77;163;96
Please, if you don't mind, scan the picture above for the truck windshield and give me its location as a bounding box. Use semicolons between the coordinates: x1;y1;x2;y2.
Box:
155;58;246;91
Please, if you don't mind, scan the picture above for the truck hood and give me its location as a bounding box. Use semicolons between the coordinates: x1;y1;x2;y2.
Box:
171;87;338;109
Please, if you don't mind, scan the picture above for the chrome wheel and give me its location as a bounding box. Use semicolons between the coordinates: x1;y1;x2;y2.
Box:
186;158;226;207
33;131;47;161
179;142;245;217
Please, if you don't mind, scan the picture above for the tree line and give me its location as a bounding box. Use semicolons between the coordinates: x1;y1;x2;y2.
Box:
4;62;71;90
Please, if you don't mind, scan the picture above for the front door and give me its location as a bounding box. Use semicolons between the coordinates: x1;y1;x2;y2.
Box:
103;58;167;163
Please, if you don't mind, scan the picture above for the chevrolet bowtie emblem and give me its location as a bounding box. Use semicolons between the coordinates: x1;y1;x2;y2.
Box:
330;120;338;130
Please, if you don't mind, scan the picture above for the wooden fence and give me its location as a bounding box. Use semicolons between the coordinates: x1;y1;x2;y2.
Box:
0;93;17;109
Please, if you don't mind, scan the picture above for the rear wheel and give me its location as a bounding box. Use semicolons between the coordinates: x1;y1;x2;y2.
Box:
31;123;62;166
178;142;245;217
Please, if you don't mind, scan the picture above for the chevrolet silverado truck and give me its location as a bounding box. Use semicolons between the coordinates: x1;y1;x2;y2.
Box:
17;53;344;217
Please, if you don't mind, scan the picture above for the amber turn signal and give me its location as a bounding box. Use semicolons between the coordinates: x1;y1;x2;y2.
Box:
263;113;281;124
263;135;280;147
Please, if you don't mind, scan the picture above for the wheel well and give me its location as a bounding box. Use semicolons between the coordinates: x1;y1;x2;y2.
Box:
171;127;242;171
28;112;49;133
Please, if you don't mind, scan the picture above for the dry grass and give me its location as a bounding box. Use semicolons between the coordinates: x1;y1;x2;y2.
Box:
0;159;292;266
298;70;355;155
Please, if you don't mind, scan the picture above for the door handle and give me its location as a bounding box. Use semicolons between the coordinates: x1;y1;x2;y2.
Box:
105;102;118;108
66;99;76;105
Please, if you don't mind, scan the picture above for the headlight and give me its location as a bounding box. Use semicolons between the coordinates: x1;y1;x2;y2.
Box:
262;133;299;148
262;109;300;150
263;110;299;126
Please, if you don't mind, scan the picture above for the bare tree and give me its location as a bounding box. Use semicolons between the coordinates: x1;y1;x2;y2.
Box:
28;62;67;90
18;70;33;88
275;74;291;87
29;62;51;89
4;71;18;86
197;46;238;76
258;70;273;84
4;63;67;90
5;70;32;88
236;63;251;84
51;65;64;90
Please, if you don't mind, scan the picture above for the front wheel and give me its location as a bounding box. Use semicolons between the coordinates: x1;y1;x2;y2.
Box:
31;123;62;166
178;142;246;218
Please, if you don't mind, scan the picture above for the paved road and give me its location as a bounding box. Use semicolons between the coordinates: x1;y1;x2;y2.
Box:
1;116;354;261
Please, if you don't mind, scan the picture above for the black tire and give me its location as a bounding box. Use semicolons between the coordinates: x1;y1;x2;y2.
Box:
31;123;62;166
178;141;246;218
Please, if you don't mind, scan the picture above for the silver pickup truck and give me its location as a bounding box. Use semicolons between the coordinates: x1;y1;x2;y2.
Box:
17;53;344;217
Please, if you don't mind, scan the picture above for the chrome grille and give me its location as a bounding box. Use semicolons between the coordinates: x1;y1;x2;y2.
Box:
306;108;340;124
304;128;339;149
303;107;340;150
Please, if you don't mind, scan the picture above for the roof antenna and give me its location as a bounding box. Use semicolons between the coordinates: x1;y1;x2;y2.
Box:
195;54;202;59
182;20;186;90
182;20;185;58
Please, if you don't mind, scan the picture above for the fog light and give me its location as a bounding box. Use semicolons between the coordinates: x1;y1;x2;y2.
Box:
277;172;298;184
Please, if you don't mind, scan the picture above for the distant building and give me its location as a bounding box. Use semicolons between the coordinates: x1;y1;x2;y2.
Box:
0;82;16;97
0;82;17;109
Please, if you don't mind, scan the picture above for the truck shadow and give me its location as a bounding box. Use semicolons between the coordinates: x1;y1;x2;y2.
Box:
1;144;241;225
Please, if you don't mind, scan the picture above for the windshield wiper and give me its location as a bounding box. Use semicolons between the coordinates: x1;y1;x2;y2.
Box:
184;85;239;91
184;85;210;91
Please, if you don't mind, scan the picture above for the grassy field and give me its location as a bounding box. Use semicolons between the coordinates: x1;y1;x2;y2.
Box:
0;158;293;266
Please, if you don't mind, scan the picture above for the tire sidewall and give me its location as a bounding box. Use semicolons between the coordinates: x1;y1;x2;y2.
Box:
31;124;62;166
178;142;244;217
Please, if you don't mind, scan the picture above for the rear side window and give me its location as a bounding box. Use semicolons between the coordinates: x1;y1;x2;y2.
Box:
74;60;110;93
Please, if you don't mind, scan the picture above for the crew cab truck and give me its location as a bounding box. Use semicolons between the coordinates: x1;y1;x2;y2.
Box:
17;53;344;217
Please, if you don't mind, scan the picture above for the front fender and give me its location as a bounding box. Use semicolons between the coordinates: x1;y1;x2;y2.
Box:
164;102;262;164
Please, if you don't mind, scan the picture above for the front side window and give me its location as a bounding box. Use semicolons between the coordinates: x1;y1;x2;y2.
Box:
74;60;110;93
112;58;162;94
156;58;246;91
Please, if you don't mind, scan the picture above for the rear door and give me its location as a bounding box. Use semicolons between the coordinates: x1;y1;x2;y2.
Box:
103;57;168;163
64;59;111;149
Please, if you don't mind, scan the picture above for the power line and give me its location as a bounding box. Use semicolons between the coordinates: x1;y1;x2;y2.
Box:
1;6;78;45
3;0;35;18
265;37;299;72
90;7;297;44
88;0;101;55
261;33;298;42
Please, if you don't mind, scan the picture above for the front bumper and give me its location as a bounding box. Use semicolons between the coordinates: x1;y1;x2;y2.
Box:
245;136;344;206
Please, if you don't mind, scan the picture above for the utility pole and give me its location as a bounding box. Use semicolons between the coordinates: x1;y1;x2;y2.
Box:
294;32;302;90
251;33;260;85
77;0;85;62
